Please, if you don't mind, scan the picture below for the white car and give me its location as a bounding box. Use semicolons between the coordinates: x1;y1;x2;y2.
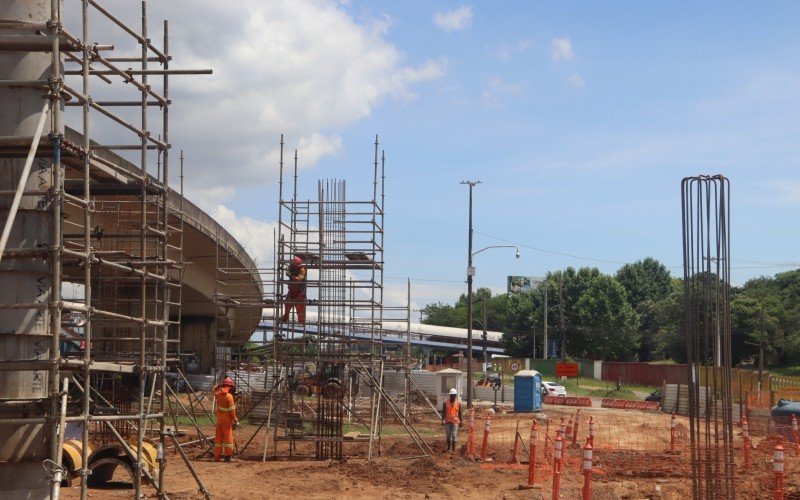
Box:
541;381;567;398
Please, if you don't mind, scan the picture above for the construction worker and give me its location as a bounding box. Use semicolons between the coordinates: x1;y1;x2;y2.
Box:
281;255;307;324
441;388;463;453
213;377;238;462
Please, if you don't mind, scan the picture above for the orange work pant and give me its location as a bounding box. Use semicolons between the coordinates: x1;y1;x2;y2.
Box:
281;286;305;323
214;414;235;460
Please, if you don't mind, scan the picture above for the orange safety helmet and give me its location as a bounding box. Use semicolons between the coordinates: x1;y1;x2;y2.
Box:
293;256;302;265
222;377;235;387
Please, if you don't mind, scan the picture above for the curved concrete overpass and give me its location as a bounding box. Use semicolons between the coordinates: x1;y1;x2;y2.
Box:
60;128;264;370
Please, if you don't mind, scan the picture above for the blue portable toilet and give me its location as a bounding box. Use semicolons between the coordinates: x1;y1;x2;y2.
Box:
514;370;542;412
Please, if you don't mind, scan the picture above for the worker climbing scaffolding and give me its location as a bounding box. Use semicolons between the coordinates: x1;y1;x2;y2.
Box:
281;255;307;324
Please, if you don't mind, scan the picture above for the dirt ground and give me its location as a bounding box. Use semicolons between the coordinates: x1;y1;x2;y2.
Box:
60;405;800;500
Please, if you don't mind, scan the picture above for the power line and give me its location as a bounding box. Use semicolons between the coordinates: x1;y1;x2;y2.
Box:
474;230;800;271
385;275;465;284
474;230;638;266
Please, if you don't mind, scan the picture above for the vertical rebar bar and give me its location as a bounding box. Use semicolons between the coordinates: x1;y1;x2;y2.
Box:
681;175;734;499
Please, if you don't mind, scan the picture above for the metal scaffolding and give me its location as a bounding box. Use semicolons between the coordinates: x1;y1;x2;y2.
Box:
0;2;209;498
255;136;430;461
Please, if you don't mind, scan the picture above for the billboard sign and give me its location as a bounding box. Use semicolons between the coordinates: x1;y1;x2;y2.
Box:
507;276;542;294
555;362;579;378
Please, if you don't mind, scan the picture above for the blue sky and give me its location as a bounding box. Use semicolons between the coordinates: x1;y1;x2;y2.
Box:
101;1;800;310
254;1;800;308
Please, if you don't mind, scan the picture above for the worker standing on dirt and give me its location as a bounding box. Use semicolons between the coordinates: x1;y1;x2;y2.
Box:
441;388;463;453
213;377;239;462
281;255;307;324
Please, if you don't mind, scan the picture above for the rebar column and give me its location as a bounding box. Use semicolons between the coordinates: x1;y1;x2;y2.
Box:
681;175;734;499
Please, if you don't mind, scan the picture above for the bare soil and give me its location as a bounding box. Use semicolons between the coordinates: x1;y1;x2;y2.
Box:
59;406;800;500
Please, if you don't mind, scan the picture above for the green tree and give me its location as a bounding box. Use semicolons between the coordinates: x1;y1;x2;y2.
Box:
499;290;540;358
615;258;672;361
572;274;640;360
421;302;461;327
734;270;800;365
650;279;686;362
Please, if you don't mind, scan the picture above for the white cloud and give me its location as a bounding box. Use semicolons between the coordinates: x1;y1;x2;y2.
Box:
492;38;533;60
433;6;473;33
550;37;575;61
761;181;800;205
210;205;277;267
482;77;523;108
188;186;236;213
567;74;586;89
487;77;523;95
62;1;446;193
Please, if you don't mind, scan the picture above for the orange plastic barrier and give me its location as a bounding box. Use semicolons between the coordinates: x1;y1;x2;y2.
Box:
544;396;593;408
601;399;613;408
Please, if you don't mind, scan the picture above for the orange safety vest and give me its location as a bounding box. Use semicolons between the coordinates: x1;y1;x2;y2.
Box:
444;398;461;424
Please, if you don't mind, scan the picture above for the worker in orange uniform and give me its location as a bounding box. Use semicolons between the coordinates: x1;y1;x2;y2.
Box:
441;388;463;453
213;377;239;462
280;256;307;324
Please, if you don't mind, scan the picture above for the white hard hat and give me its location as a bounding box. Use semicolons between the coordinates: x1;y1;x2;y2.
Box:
449;388;457;395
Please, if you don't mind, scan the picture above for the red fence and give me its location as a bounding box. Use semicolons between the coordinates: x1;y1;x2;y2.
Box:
601;362;688;386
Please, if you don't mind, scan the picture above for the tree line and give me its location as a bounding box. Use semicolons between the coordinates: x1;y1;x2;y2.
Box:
421;257;800;365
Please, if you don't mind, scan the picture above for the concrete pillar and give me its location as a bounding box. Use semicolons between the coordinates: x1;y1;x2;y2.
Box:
180;318;216;373
0;2;61;499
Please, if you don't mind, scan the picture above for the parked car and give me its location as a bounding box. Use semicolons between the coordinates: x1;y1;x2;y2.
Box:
541;381;567;398
645;389;662;403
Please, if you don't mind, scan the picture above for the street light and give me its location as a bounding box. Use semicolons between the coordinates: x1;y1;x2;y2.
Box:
460;180;520;408
473;245;520;259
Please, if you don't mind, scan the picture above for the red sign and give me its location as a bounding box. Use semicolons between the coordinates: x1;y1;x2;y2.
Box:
555;362;579;378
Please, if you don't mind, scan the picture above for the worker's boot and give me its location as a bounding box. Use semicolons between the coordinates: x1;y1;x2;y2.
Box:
224;455;231;463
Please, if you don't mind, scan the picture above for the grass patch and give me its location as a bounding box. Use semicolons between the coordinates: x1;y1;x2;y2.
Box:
175;415;215;427
768;365;800;378
557;377;658;401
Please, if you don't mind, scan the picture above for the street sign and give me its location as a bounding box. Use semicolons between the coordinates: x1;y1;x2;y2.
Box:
510;362;520;372
555;362;579;378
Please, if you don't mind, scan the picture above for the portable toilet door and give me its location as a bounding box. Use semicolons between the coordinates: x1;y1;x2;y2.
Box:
436;368;463;408
513;370;542;412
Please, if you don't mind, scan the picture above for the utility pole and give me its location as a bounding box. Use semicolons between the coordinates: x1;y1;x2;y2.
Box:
461;180;480;408
559;273;565;360
543;281;548;360
759;305;765;393
482;300;488;371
